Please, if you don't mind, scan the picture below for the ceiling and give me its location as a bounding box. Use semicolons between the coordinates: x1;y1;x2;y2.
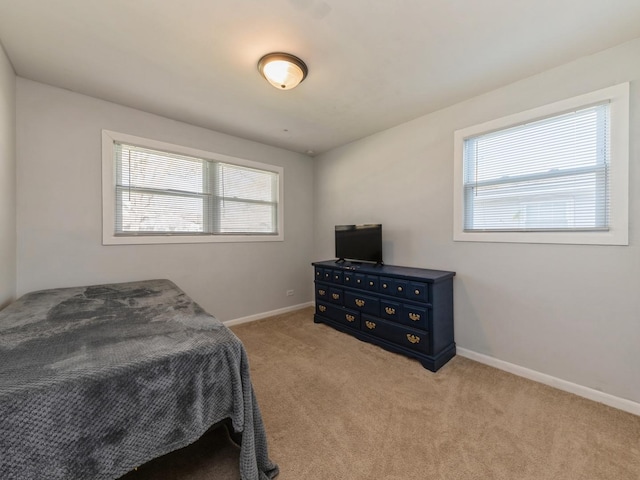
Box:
1;0;640;156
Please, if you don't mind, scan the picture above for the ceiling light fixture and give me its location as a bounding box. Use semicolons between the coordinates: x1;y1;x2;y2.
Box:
258;52;308;90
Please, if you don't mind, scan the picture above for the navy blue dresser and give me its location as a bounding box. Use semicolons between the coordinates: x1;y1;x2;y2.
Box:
312;260;456;372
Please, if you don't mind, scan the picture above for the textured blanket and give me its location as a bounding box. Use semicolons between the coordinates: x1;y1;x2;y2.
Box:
0;279;278;480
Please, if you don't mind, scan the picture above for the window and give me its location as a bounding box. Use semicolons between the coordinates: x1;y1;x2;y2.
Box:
453;84;629;245
102;131;283;244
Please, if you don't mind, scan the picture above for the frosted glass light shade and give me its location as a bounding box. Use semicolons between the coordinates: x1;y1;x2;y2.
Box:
258;53;308;90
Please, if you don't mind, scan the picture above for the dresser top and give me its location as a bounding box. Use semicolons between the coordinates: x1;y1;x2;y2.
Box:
312;260;455;282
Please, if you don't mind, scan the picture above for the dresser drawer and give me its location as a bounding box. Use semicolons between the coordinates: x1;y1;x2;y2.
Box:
365;275;379;292
315;267;324;282
329;287;344;305
392;279;408;298
322;269;332;282
316;301;360;329
331;270;344;284
379;277;394;295
362;315;430;354
344;291;380;316
316;285;330;301
380;299;402;322
353;273;366;289
407;282;429;303
343;271;355;287
400;304;428;330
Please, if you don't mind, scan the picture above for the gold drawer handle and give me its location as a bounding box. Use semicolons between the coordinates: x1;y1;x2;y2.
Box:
319;305;326;312
406;334;420;344
414;289;420;295
408;312;421;322
355;299;365;307
332;293;340;299
345;314;355;322
385;306;396;315
365;321;376;330
397;286;403;292
318;289;326;295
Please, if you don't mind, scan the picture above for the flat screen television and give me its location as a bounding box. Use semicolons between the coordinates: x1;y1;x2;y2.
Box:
335;224;383;264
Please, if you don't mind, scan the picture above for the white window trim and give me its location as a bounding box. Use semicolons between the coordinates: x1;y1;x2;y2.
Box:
102;130;284;245
453;83;629;245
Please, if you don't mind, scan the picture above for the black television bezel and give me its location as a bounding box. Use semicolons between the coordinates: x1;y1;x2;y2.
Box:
334;224;383;264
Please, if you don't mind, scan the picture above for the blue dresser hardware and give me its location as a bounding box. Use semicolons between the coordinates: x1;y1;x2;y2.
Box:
312;260;455;372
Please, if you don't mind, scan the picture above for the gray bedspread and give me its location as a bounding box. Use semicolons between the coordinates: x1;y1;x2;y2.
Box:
0;279;278;480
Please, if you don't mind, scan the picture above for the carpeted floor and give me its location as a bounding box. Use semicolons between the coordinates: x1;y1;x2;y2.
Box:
122;306;640;480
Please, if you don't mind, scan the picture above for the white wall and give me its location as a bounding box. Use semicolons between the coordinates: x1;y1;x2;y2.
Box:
314;39;640;404
0;43;16;309
16;79;314;321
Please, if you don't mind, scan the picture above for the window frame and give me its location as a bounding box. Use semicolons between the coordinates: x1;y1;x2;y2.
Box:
102;130;284;245
453;83;629;245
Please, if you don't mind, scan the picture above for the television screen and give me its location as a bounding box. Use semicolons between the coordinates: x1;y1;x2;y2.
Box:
335;224;382;263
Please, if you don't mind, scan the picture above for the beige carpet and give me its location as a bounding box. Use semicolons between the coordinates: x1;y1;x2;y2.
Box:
123;307;640;480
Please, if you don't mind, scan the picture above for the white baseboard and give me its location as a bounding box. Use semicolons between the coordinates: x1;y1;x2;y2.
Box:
223;302;314;327
457;347;640;417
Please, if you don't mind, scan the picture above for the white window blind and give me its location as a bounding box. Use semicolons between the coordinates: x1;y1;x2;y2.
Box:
115;143;279;235
463;103;610;232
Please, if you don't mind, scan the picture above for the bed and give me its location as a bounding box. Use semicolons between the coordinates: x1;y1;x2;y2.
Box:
0;279;278;480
